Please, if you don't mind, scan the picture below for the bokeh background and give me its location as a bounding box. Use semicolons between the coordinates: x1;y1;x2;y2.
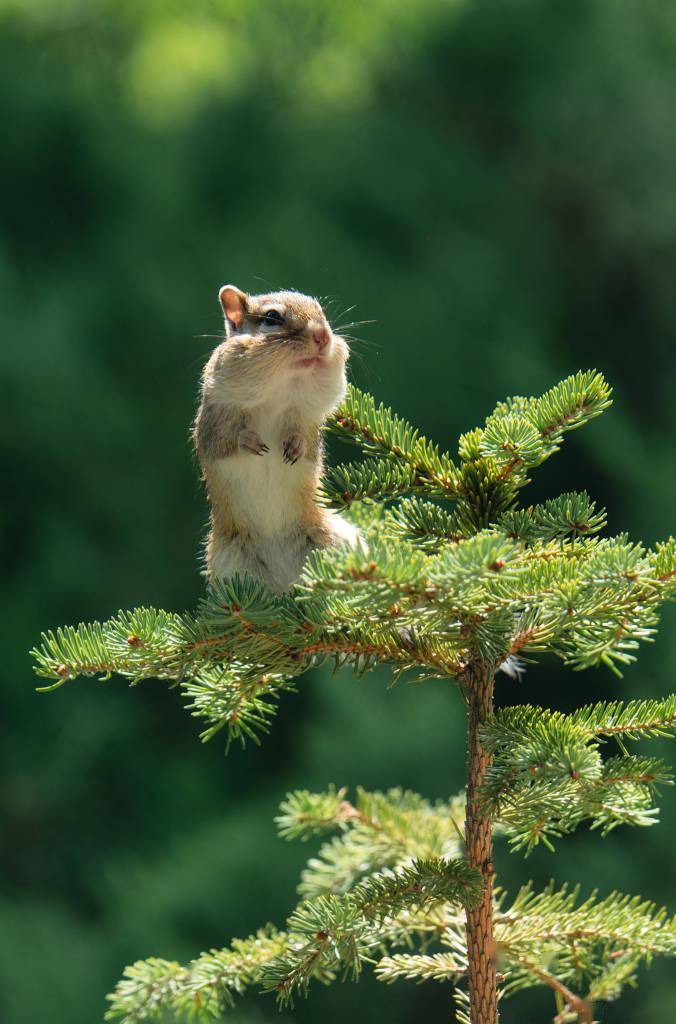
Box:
2;1;676;1021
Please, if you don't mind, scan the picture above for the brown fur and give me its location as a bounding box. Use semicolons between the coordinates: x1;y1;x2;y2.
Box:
193;286;356;591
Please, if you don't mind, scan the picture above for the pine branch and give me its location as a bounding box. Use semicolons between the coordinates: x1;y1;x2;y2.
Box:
32;571;468;746
105;958;187;1024
103;813;676;1024
275;785;352;840
32;520;676;758
261;859;483;1007
477;533;676;673
498;492;606;545
31;372;676;1024
478;371;612;477
375;879;676;1009
181;666;297;748
299;532;430;605
104;785;479;1021
572;694;676;740
503;952;594;1023
322;458;423;508
495;882;676;961
377;878;676;1019
585;955;642;1004
32;608;185;688
486;696;676;748
328;386;460;494
387;497;465;551
480;697;675;850
375;950;466;983
327;375;611;514
277;787;467;897
32;526;676;752
106;928;288;1024
428;532;521;593
452;459;520;532
529;370;613;440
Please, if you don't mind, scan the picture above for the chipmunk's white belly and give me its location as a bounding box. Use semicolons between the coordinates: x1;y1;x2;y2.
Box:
213;423;315;591
208;402;359;591
223;453;311;536
215;420;313;538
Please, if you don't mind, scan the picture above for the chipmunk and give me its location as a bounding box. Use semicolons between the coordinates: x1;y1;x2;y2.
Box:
193;284;358;593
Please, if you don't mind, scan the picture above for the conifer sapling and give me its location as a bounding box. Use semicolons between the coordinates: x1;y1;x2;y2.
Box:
33;371;676;1023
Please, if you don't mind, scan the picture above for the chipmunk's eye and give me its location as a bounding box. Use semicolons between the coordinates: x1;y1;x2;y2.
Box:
262;309;283;325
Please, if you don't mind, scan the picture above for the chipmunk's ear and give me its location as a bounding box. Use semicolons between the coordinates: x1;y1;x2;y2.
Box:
219;285;248;335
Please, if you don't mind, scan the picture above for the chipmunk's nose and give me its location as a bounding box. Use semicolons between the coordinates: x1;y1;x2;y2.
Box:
312;324;330;352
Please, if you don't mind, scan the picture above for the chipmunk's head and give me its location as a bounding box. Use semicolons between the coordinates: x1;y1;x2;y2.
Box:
218;284;348;407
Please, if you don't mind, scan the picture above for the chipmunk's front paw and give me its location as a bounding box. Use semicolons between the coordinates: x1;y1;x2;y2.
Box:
282;433;306;465
238;429;269;456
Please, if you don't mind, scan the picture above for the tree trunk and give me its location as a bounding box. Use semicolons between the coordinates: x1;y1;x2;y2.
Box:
464;662;498;1024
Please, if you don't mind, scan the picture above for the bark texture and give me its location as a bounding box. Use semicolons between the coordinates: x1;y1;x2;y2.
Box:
464;663;498;1024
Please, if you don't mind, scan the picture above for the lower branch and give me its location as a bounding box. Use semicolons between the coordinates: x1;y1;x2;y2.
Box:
507;951;594;1023
464;661;498;1024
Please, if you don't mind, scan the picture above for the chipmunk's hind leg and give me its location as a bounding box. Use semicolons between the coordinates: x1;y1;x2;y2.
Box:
208;532;275;590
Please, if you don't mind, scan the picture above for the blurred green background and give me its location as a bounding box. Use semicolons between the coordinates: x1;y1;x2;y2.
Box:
2;1;675;1021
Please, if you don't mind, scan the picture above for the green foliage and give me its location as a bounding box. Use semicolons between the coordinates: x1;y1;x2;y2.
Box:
277;786;467;897
380;878;676;1009
329;386;460;495
107;929;289;1023
106;786;482;1021
32;373;676;1022
485;694;676;746
481;697;676;852
498;492;607;544
478;371;612;473
322;458;421;508
387;498;464;552
261;858;482;1008
105;789;676;1023
33;375;676;743
494;882;676;999
32;522;676;744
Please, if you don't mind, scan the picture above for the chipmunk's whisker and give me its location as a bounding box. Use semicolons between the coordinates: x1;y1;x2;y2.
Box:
345;348;372;373
332;303;357;322
340;334;380;352
334;319;375;333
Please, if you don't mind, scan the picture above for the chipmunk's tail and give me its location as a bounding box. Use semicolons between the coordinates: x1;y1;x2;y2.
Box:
498;655;526;680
